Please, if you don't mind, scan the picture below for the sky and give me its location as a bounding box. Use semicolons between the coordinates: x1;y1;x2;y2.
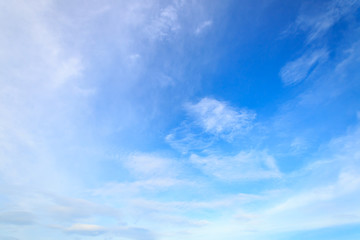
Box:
1;0;360;239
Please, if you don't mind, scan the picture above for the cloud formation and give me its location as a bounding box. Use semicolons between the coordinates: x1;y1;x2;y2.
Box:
295;0;360;43
145;3;181;41
64;223;106;236
190;150;281;181
125;153;180;179
1;0;360;239
187;98;255;136
166;97;256;152
195;20;212;35
280;49;328;85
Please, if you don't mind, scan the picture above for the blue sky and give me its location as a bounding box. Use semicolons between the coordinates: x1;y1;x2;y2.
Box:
1;0;360;239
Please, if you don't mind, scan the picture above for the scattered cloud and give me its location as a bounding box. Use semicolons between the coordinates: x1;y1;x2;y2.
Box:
190;150;281;181
192;123;360;237
1;0;359;239
280;48;328;85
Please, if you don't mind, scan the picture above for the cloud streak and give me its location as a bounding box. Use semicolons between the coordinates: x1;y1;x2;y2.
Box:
280;49;328;86
195;20;212;35
190;150;281;181
145;3;181;41
286;0;360;43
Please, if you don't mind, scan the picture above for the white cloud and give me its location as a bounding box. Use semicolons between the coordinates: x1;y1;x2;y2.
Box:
190;150;281;181
165;124;214;153
2;1;359;239
0;1;225;239
130;192;261;212
0;1;83;89
287;0;360;43
182;124;360;239
92;178;193;196
187;97;255;136
166;97;256;152
195;20;212;35
24;123;358;240
280;48;328;85
124;153;180;179
266;166;360;217
65;223;106;236
0;0;91;190
46;195;120;221
145;4;180;41
61;223;156;239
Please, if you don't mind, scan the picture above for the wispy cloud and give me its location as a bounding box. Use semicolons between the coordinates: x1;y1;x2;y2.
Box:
185;123;360;239
125;153;180;179
187;97;255;136
1;0;359;239
145;4;181;41
129;192;261;212
286;0;360;43
46;195;120;221
64;223;106;236
280;48;328;86
92;178;193;196
166;97;256;153
59;223;155;240
0;0;92;196
0;1;83;89
190;150;281;181
90;152;194;198
195;20;212;35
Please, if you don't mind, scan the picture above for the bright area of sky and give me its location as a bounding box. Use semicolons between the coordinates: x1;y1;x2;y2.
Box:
1;0;360;239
